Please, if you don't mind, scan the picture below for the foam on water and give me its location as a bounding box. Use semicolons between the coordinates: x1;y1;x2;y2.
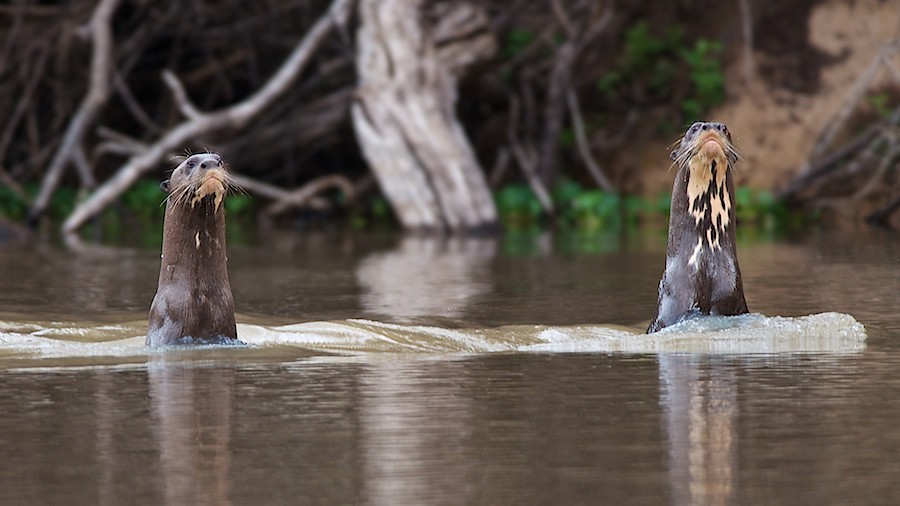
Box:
0;312;867;368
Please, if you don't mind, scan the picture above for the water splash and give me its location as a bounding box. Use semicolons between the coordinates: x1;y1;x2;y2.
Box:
0;312;866;368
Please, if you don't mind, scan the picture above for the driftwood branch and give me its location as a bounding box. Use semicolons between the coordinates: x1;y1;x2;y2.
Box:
781;104;900;199
62;0;353;235
28;0;119;223
0;166;30;204
808;43;899;162
536;1;613;184
566;89;613;192
737;0;754;84
162;70;201;121
851;130;900;202
779;122;883;199
264;174;354;216
866;194;900;226
0;43;49;165
228;174;342;214
508;96;553;213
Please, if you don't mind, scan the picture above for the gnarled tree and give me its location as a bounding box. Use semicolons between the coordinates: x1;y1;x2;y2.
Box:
352;0;498;233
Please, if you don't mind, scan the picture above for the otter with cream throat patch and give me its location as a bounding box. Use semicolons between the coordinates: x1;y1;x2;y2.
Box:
147;152;240;346
648;122;749;333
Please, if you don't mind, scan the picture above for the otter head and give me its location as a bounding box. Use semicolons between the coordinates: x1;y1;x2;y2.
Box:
160;153;234;211
671;122;740;251
670;122;738;165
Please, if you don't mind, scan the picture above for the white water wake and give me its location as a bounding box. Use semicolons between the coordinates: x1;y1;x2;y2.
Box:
0;312;866;368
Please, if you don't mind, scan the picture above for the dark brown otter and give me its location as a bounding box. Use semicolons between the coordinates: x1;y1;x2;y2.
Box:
648;122;749;333
147;153;240;346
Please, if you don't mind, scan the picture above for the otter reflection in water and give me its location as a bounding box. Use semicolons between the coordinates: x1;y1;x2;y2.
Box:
147;153;241;346
648;122;749;333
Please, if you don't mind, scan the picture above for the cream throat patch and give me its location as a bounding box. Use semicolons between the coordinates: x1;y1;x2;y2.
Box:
685;149;730;251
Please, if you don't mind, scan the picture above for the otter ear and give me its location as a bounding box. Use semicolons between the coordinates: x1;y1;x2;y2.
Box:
160;179;170;193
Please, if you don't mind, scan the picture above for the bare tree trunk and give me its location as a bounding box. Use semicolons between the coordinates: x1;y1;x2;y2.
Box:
352;0;497;233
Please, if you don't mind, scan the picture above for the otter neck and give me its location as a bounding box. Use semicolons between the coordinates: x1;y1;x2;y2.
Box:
159;196;229;282
683;150;733;251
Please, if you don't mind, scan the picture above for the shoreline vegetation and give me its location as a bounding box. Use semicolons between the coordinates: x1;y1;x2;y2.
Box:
1;177;805;247
0;1;898;237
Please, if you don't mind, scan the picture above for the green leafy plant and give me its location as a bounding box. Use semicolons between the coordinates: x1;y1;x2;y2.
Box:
680;39;725;121
497;181;804;234
122;180;167;222
867;93;893;119
0;186;28;220
596;22;726;123
503;29;536;58
495;184;543;228
224;194;255;217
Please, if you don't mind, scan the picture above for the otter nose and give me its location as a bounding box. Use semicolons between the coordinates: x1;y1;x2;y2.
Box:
701;124;709;131
200;161;210;169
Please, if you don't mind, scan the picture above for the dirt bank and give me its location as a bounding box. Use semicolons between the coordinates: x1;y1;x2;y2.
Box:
638;0;899;197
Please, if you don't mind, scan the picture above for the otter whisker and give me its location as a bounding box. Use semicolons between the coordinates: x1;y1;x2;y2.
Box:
674;146;696;170
222;173;246;196
169;183;195;208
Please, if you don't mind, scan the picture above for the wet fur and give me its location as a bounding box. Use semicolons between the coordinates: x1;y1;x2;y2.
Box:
147;153;240;346
648;122;748;333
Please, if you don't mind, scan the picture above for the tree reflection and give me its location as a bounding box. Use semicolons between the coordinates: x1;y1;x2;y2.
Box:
358;360;472;504
356;236;495;320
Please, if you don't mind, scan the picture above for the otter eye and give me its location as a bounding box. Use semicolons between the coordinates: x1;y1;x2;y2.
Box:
187;159;196;169
690;124;700;133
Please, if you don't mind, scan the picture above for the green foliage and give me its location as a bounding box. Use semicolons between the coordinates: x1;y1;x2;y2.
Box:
495;184;543;228
596;21;726;122
350;196;395;230
566;190;622;230
0;186;29;220
734;187;792;229
867;93;893;119
122;180;167;221
495;181;806;235
503;29;536;58
0;182;71;221
680;39;725;121
558;126;576;148
622;22;683;92
598;22;682;100
49;186;77;219
551;179;582;206
224;194;255;217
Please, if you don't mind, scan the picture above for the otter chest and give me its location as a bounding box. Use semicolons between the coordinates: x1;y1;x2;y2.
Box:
686;155;731;252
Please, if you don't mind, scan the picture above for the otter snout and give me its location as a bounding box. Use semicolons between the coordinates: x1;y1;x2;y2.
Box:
193;169;228;210
670;121;737;165
700;132;726;158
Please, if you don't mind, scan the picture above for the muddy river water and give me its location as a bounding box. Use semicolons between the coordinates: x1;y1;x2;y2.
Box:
0;228;897;504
